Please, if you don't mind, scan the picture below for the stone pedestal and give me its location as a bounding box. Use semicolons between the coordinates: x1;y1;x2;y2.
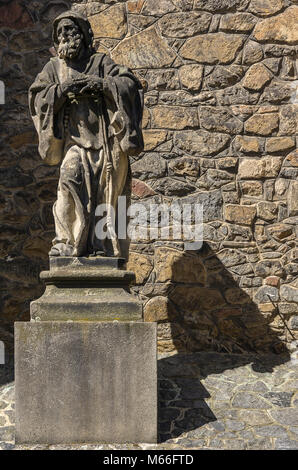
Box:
15;321;157;444
15;257;157;444
31;257;142;321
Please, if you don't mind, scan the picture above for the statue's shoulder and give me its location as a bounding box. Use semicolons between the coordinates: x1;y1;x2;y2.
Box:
45;57;59;73
90;52;107;65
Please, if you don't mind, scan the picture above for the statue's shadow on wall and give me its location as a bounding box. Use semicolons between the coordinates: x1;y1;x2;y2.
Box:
156;241;291;442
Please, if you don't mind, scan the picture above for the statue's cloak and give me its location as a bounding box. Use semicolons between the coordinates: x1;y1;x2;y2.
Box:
29;53;144;165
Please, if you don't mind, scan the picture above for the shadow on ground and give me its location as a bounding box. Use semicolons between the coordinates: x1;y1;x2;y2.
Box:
157;351;291;443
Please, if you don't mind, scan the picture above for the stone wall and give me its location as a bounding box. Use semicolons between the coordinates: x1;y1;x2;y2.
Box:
0;0;297;354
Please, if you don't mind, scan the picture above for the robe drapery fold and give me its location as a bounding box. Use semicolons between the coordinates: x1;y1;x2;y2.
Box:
29;53;144;164
29;53;144;256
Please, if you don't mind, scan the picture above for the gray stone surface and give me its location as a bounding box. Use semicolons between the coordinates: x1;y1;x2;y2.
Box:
31;256;142;322
2;351;298;450
15;321;157;444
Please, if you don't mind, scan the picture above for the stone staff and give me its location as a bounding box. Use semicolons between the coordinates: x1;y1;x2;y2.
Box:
98;95;120;257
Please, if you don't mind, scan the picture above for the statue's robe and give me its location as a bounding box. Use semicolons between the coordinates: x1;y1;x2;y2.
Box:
29;53;144;256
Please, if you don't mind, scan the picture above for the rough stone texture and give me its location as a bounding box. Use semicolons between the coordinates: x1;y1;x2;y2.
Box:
89;4;127;39
0;0;298;360
243;63;271;91
220;13;257;33
180;33;245;64
239;157;283;179
225;205;256;225
249;0;284;17
15;322;157;444
151;106;199;130
245;113;279;136
1;352;298;449
111;27;176;68
253;6;298;45
30;257;143;322
179;65;203;92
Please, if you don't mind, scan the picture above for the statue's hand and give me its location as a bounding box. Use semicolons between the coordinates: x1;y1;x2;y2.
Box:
60;78;88;97
80;77;104;96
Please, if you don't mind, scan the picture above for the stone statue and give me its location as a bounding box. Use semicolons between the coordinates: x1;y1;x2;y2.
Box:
29;10;144;257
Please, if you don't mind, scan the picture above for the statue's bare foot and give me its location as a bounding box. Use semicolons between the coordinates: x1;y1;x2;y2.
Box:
49;243;74;257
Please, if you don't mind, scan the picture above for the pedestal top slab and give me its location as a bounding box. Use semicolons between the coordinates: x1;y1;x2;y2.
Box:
49;256;126;271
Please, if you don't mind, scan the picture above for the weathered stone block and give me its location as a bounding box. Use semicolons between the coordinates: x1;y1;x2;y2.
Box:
194;0;249;12
180;33;245;64
15;321;157;444
266;137;295;153
30;257;142;322
142;0;176;15
234;135;261;154
238;157;283;179
243;63;271;91
261;80;294;105
242;40;263;65
144;296;178;322
145;69;179;91
249;0;284;16
111;27;176;68
245;113;279;136
198;168;234;190
279;105;297;135
255;286;279;303
169;157;200;177
206;65;244;89
174;130;230;156
158;12;212;38
152;177;196;196
241;181;263;197
286;150;298;167
89;4;127;39
154;246;206;284
199;107;243;135
280;285;298;303
288;181;298;216
127;252;153;285
225;204;256;225
151;105;199;130
127;0;145;14
142;129;168;151
253;7;298;45
131;153;167;180
132;179;156;198
257;202;278;221
220;13;257;33
178;64;203;91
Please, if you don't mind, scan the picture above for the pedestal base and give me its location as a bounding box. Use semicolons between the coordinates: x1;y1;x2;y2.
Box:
30;257;142;322
15;321;157;444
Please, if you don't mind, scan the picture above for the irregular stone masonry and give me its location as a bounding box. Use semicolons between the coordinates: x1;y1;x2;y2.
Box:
1;352;298;449
0;0;297;355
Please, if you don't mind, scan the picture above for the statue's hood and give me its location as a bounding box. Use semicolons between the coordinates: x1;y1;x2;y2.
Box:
52;10;94;51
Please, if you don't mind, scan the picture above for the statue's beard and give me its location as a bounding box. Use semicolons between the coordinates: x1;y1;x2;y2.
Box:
57;35;83;60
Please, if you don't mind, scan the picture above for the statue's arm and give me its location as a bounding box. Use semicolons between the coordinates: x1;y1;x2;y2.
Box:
29;62;61;120
29;61;65;164
100;55;144;156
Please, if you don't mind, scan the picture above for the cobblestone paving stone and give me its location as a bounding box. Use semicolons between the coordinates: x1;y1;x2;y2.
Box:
1;352;297;450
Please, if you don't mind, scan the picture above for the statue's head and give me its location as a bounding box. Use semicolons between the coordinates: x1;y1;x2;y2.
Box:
52;11;94;60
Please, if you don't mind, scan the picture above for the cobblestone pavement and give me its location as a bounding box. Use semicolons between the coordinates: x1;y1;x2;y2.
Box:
1;352;297;450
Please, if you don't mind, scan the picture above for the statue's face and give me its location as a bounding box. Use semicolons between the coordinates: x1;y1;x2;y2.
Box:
56;18;84;60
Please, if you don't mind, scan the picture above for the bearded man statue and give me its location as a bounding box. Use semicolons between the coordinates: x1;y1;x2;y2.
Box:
29;11;144;257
